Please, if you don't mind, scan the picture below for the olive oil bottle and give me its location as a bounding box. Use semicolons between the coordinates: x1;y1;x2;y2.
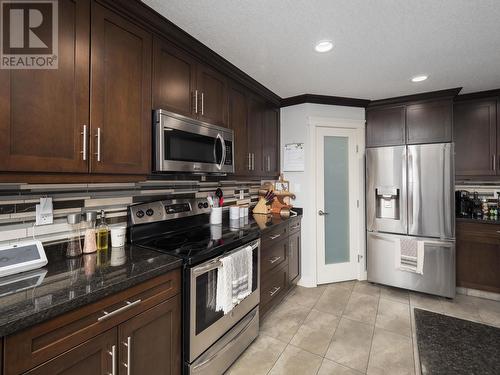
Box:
96;210;109;251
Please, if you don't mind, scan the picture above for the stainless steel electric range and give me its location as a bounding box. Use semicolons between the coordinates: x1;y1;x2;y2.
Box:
129;198;260;374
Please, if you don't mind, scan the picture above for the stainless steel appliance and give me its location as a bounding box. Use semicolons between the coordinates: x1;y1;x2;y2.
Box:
366;143;456;298
154;109;234;174
129;198;260;374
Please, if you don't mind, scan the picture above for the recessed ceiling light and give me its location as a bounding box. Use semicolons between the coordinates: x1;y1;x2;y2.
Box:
411;75;428;83
315;40;333;53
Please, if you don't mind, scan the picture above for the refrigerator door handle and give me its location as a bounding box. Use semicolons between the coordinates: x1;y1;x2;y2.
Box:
408;148;413;227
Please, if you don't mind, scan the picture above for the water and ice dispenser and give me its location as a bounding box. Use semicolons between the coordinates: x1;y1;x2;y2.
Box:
375;187;400;220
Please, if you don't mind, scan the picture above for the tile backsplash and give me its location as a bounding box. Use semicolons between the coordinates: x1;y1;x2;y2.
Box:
0;179;262;245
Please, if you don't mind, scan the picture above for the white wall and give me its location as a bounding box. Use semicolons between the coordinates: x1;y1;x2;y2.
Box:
280;103;366;287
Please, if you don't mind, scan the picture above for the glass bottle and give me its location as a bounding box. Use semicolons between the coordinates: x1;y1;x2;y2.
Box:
96;210;109;251
83;211;97;254
66;213;83;257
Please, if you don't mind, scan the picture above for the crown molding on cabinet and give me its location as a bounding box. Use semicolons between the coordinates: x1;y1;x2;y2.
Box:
280;94;370;108
368;87;463;108
455;88;500;102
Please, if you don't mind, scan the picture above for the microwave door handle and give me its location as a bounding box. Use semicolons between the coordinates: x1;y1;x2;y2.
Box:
215;134;225;170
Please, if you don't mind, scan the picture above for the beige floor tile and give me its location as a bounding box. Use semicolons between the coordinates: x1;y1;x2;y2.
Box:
260;299;311;342
409;292;445;313
226;334;287;375
380;285;410;304
269;344;322;375
367;328;414;375
473;297;500;327
376;298;411;337
285;285;327;309
317;358;364;375
343;292;379;324
314;285;352;316
353;281;381;296
290;309;340;356
325;317;374;373
327;280;357;291
441;294;482;322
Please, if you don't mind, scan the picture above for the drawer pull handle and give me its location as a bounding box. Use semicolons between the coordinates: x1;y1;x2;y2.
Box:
291;224;300;230
98;299;142;322
269;234;281;240
269;256;281;264
269;286;281;296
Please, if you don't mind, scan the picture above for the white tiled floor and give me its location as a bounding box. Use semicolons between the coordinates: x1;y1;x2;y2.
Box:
226;281;500;375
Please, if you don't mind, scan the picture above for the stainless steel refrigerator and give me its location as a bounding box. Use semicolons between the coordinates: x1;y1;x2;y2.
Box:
366;143;455;298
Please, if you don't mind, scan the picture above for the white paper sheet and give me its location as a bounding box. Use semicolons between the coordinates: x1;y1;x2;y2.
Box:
283;143;304;171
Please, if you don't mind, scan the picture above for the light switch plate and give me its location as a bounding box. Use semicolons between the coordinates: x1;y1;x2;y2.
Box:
36;197;53;225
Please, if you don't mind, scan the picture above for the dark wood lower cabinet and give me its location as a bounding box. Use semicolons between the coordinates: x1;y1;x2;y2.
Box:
456;221;500;293
288;231;301;285
25;328;116;375
118;295;181;375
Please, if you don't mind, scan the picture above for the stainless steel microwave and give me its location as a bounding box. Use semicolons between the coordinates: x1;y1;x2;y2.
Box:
154;110;234;174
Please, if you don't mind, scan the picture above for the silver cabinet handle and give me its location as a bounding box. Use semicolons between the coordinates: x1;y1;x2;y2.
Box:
98;299;142;321
81;125;87;161
248;153;252;171
318;210;329;216
291;224;300;230
267;155;271;171
269;286;281;296
108;345;117;375
95;127;101;162
493;155;497;171
194;90;198;114
269;233;281;240
122;336;131;375
201;92;204;115
251;153;255;171
269;256;281;264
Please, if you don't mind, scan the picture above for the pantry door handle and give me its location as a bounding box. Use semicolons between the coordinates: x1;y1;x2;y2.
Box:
318;210;329;216
95;127;101;162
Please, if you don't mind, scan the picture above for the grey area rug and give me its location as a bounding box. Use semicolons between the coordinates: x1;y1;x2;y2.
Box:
414;308;500;375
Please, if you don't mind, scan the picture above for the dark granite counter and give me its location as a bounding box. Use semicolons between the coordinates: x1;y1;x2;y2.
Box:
0;243;181;337
248;208;303;232
456;217;500;225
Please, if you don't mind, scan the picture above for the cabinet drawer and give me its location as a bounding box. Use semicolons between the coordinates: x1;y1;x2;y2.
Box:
261;238;288;276
260;263;288;317
457;221;500;245
261;224;288;246
4;270;180;375
289;218;301;234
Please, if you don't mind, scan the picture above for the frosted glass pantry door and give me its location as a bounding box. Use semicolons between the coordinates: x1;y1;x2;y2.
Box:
316;127;359;284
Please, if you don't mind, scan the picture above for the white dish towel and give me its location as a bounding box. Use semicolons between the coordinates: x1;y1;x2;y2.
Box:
395;238;425;274
215;245;253;314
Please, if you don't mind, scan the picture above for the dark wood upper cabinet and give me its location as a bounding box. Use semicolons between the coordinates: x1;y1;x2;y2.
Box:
197;65;228;127
454;99;497;176
90;2;152;175
25;328;116;375
262;107;280;176
153;37;197;117
406;99;453;144
0;0;90;173
118;295;181;375
229;83;250;174
366;105;406;147
247;95;264;175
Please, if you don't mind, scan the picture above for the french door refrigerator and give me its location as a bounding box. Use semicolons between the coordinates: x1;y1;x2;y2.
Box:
366;143;455;298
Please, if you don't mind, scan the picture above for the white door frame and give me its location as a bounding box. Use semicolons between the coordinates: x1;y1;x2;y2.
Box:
307;116;366;285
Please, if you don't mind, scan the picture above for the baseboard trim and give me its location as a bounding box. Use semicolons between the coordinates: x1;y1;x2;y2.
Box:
456;286;500;302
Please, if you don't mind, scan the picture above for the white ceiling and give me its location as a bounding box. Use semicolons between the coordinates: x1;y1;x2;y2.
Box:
143;0;500;100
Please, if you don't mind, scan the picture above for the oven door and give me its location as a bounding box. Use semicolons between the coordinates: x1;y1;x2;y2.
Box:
188;239;260;363
154;109;234;173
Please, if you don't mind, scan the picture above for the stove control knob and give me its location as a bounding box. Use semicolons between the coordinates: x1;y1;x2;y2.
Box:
203;202;209;208
198;202;204;209
136;210;145;218
146;208;154;216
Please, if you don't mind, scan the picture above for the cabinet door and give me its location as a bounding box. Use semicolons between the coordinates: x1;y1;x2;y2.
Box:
288;231;301;285
118;295;181;375
25;329;117;375
406;99;453;144
153;37;197;118
197;64;227;127
454;99;497;176
91;3;152;174
228;83;250;174
262;106;280;176
247;95;264;175
366;105;406;147
0;0;89;173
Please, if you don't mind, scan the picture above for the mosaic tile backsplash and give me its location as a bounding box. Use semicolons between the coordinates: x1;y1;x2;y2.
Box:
0;179;262;245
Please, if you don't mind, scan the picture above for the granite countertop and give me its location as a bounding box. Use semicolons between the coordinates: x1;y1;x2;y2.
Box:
0;243;181;337
248;208;303;232
456;216;500;225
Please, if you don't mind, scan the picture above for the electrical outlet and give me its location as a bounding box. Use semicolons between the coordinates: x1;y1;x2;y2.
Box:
36;197;53;225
